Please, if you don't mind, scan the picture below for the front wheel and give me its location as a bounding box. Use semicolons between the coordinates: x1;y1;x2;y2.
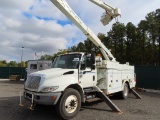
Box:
56;88;81;119
120;83;129;99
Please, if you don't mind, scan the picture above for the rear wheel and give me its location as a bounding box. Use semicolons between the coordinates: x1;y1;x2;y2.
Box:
120;83;129;99
56;88;81;119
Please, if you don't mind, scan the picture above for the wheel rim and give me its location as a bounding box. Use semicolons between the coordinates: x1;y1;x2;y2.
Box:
124;84;128;97
65;95;78;113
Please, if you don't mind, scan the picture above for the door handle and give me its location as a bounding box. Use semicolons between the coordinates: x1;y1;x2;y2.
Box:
93;75;95;81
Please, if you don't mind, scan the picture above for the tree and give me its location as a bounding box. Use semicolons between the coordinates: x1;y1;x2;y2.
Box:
107;22;126;63
69;45;77;52
0;61;7;67
7;61;18;67
40;49;69;61
1;60;7;65
40;54;54;60
126;22;138;64
145;9;160;65
84;38;98;53
76;42;85;52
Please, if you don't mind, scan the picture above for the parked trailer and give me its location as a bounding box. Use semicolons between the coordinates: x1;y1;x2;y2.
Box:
25;60;52;80
26;60;52;74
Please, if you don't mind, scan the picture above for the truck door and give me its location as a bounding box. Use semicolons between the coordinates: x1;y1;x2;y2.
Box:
79;54;97;88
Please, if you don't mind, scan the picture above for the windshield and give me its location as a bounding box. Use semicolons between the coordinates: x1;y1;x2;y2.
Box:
52;54;81;69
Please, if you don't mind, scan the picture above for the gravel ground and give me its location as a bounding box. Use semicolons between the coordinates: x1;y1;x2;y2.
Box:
0;79;160;120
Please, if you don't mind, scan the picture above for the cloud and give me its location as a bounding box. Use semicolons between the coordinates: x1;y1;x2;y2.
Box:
0;0;33;10
0;0;159;62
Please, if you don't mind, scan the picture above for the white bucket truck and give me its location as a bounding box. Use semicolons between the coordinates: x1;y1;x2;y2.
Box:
21;0;141;119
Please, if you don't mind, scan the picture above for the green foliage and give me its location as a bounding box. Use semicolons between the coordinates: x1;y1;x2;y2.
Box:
40;49;68;61
107;22;126;63
40;54;54;60
0;61;7;67
7;61;18;67
53;49;68;59
0;60;27;67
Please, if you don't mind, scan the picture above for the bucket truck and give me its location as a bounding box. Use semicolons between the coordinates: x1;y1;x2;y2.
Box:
21;0;141;119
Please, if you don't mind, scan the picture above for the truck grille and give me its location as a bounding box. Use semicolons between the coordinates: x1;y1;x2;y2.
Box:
25;76;41;90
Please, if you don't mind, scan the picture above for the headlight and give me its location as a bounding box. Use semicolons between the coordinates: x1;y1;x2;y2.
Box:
41;86;59;92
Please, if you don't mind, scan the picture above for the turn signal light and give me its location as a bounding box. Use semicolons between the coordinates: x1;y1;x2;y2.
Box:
52;96;57;100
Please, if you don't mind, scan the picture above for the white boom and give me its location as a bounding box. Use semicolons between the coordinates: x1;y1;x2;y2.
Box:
50;0;120;61
90;0;115;12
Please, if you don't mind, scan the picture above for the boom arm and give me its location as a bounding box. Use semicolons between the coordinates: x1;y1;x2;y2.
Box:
50;0;118;61
89;0;115;12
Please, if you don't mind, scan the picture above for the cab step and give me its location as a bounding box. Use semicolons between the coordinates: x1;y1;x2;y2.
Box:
86;98;101;103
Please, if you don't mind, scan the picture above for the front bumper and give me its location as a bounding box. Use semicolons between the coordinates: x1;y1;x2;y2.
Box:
24;90;61;105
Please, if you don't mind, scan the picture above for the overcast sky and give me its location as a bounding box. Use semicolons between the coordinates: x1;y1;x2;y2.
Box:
0;0;159;62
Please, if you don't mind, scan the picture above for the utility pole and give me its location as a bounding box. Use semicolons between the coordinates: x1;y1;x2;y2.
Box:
21;47;24;67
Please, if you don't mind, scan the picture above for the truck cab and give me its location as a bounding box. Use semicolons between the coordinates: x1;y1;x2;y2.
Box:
24;52;97;119
24;52;96;93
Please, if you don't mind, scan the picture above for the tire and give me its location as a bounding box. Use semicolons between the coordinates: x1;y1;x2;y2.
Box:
120;83;129;99
56;88;81;119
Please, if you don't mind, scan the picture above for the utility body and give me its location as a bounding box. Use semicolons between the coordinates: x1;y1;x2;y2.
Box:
22;0;141;119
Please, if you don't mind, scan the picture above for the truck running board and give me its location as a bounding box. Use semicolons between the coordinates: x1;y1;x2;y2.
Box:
130;89;142;99
93;86;122;113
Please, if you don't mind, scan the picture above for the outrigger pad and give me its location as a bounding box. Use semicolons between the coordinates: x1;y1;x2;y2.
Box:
97;91;122;113
130;89;142;99
93;86;122;113
28;104;36;110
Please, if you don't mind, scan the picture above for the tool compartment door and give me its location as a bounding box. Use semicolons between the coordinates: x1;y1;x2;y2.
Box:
107;69;122;94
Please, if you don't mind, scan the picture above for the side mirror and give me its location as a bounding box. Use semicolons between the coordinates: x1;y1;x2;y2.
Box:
90;53;95;70
80;64;86;70
91;53;95;65
91;65;95;70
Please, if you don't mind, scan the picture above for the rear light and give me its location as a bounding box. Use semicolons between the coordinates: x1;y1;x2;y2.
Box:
134;73;136;82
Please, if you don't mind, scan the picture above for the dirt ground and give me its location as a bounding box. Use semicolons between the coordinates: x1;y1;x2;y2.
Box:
0;79;160;120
